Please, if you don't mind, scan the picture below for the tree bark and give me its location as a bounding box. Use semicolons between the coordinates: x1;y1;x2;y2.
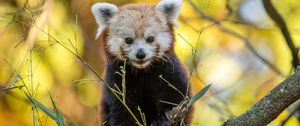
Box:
222;67;300;126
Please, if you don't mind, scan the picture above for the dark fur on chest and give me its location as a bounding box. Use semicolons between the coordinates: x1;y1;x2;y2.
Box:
101;54;191;126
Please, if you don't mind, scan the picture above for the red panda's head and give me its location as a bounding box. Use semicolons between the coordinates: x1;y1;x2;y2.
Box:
91;0;182;69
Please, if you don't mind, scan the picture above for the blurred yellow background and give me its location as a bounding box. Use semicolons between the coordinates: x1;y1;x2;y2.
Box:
0;0;299;126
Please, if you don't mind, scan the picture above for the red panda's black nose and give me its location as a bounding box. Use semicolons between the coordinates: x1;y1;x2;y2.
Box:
136;50;146;59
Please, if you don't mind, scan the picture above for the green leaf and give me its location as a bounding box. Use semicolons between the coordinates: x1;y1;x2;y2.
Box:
32;99;57;120
188;84;212;107
49;93;64;126
31;94;64;126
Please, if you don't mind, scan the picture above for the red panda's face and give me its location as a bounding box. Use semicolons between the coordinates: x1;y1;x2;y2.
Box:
91;0;182;69
106;5;173;68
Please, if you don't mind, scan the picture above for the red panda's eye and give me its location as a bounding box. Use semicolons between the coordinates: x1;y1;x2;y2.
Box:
146;36;155;43
125;38;133;44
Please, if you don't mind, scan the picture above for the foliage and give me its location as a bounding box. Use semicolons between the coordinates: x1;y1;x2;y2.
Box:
0;0;299;126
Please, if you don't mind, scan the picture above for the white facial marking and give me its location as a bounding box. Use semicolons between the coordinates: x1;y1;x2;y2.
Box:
127;39;154;60
95;3;181;69
155;0;182;26
91;3;118;39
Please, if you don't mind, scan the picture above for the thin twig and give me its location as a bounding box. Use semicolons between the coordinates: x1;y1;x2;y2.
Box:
225;0;233;17
263;0;299;69
0;86;24;92
280;103;300;126
159;75;185;98
0;14;144;126
188;0;285;77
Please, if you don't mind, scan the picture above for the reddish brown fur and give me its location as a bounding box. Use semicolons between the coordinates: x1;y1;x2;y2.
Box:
97;3;193;126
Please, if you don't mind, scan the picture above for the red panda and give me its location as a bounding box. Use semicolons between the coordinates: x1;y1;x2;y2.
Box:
91;0;192;125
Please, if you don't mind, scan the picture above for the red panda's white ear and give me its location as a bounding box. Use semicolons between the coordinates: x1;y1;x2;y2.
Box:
91;3;118;39
155;0;182;27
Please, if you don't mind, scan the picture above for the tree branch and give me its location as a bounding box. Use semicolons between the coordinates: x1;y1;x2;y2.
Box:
187;1;299;125
222;67;300;126
263;0;299;69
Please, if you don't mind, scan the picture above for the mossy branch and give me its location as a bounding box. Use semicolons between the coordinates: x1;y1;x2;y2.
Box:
222;67;300;126
222;1;300;125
